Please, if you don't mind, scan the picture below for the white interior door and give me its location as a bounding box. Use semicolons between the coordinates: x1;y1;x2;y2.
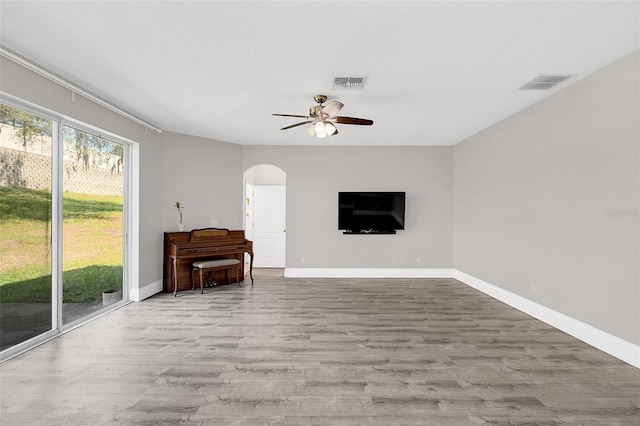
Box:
253;185;286;267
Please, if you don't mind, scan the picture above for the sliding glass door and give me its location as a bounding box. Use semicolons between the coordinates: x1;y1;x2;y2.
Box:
0;101;129;357
0;104;55;351
61;125;125;325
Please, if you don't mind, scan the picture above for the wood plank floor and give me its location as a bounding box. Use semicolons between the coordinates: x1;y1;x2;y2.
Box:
1;269;639;425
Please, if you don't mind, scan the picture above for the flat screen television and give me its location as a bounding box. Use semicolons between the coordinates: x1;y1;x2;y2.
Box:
338;192;405;234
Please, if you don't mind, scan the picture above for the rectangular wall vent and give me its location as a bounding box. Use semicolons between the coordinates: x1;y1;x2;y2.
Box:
333;76;366;90
518;74;574;90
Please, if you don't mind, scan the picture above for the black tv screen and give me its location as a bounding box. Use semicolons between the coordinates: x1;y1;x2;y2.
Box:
338;192;405;234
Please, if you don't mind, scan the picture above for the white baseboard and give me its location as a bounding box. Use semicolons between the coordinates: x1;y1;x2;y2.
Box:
129;279;163;302
452;270;640;369
284;268;453;278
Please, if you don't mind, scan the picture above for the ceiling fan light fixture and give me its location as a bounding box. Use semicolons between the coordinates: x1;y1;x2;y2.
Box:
314;121;327;138
306;124;316;137
274;94;373;138
325;122;337;136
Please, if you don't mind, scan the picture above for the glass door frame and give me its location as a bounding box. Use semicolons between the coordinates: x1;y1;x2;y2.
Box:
0;94;134;361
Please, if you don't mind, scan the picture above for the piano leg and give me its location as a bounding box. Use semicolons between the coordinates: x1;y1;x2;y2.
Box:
173;258;179;296
249;252;254;285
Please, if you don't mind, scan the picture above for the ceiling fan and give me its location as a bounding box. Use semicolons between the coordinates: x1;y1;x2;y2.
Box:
272;94;373;138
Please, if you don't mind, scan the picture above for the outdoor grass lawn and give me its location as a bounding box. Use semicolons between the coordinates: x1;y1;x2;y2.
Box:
0;187;123;303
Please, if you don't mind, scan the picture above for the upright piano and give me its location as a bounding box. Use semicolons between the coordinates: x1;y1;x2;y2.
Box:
163;228;253;293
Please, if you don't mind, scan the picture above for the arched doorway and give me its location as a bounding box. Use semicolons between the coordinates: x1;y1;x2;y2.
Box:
244;165;286;268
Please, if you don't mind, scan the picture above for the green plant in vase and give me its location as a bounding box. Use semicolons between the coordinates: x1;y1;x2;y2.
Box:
175;201;185;231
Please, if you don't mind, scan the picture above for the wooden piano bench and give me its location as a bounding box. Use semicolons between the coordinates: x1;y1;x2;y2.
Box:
191;258;242;294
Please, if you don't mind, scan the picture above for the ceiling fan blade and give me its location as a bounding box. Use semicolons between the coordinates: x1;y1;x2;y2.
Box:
335;116;374;126
273;113;308;118
280;120;312;130
321;101;344;118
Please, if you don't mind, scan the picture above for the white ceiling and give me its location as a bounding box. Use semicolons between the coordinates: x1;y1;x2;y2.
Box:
0;1;638;146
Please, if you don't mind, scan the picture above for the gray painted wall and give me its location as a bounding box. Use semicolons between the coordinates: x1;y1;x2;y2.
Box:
242;145;453;269
453;51;639;344
162;131;243;232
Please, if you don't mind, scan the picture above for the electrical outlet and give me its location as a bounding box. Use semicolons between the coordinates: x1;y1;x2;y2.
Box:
531;283;537;294
300;257;305;264
416;256;421;264
392;257;397;264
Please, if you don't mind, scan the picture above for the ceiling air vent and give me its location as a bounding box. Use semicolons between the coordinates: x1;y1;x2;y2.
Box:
333;76;366;90
517;74;574;90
